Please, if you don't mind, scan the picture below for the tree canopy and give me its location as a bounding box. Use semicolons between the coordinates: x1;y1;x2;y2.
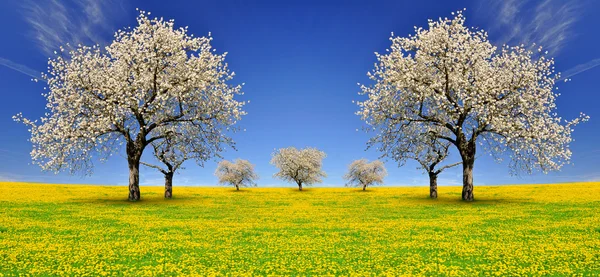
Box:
271;147;327;191
343;159;387;190
357;10;588;200
14;10;246;200
215;159;259;190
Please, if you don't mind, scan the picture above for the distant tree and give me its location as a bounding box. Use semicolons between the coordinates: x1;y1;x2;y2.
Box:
356;10;588;201
14;10;246;201
215;159;259;190
343;159;387;191
271;147;326;191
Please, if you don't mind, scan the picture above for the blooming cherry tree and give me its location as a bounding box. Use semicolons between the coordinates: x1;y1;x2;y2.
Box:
14;10;246;201
215;159;259;191
384;131;460;198
141;127;223;198
271;147;327;191
367;116;461;198
357;10;588;201
343;159;387;191
411;138;460;199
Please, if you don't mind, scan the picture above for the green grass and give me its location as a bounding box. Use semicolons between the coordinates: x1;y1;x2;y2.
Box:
0;182;599;276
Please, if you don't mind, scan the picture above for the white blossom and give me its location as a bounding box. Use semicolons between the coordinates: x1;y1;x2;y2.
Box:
215;159;259;190
270;147;327;190
356;10;588;200
343;159;387;190
14;11;246;200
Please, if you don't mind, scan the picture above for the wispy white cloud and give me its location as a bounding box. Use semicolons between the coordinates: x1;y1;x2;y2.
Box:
22;0;126;56
0;57;40;78
560;58;600;80
497;0;526;25
484;0;582;55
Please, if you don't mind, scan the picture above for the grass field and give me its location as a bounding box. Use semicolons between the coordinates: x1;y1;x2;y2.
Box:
0;182;599;276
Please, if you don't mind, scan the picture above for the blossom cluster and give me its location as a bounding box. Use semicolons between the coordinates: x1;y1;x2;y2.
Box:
343;159;387;189
357;10;588;176
14;10;246;177
271;147;327;187
215;159;259;189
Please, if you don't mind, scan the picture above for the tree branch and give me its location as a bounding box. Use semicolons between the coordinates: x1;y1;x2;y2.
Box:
140;161;167;175
435;162;462;174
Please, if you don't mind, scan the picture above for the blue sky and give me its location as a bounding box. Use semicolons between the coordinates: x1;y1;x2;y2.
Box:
0;0;599;188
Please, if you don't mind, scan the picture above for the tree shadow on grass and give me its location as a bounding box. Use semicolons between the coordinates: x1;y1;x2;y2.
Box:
470;197;533;204
281;187;312;192
71;194;198;205
402;195;534;205
229;189;251;193
352;189;375;192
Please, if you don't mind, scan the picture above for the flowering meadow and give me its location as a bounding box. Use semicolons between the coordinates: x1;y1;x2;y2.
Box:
0;182;599;276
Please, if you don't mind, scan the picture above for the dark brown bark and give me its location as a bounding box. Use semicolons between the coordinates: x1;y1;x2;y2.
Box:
127;140;144;201
235;184;239;191
298;182;303;191
459;139;476;201
462;161;474;201
429;172;438;199
164;172;173;199
128;160;141;201
362;184;367;191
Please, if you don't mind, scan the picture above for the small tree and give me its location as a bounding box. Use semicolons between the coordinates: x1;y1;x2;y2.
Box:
140;137;183;198
410;136;461;199
215;159;259;190
357;10;588;201
140;130;217;198
271;147;326;191
14;10;246;201
344;159;387;191
371;123;460;198
415;141;461;199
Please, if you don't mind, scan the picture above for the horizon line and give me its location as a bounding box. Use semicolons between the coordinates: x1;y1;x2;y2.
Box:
1;181;598;188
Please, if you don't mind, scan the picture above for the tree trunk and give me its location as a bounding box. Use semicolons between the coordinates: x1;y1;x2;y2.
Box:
362;184;367;191
462;161;474;201
236;184;239;191
126;141;143;202
460;141;476;201
298;182;303;191
164;172;173;199
457;134;476;201
429;172;438;199
128;159;141;201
